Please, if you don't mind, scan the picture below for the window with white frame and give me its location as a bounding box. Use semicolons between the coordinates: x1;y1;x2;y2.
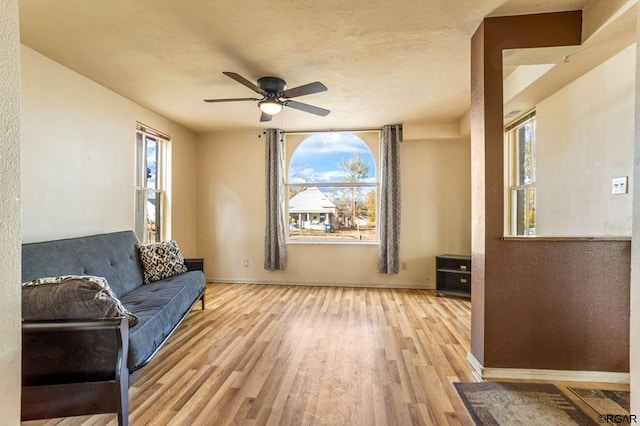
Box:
286;132;378;242
506;112;536;236
135;125;168;244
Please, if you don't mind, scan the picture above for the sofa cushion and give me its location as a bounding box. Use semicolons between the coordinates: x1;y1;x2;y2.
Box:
137;240;188;284
120;270;205;370
22;275;140;326
22;231;145;298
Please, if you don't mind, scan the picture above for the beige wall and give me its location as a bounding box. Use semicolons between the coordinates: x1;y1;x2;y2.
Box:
196;130;470;288
0;0;22;422
21;46;198;255
536;44;636;236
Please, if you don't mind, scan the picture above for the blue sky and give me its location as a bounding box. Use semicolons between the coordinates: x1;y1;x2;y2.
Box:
289;132;376;184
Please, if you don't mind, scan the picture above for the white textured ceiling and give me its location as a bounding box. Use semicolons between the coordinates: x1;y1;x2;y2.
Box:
19;0;594;133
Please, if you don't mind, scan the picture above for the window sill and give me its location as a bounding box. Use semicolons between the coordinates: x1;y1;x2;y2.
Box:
501;236;631;242
287;239;379;246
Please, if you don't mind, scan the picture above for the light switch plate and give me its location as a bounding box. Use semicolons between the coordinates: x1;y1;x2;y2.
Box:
612;176;628;194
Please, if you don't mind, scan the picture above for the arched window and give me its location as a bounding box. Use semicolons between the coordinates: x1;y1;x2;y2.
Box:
286;132;378;242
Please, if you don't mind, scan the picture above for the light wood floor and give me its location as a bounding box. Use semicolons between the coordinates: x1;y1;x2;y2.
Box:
23;283;628;426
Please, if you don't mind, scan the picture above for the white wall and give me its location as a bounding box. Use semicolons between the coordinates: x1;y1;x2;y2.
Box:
0;0;22;422
196;130;470;288
536;44;636;236
21;46;199;255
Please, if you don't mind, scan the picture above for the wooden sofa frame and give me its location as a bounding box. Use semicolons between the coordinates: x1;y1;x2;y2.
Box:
22;318;130;425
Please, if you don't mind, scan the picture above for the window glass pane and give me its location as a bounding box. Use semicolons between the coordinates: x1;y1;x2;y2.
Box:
136;133;143;187
516;121;535;185
146;136;158;189
289;185;376;241
515;188;525;236
147;191;162;243
513;187;536;236
529;120;536;183
135;189;162;243
526;187;536;236
135;189;147;240
147;191;159;242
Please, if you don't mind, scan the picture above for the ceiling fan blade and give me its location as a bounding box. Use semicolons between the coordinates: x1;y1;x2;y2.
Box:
203;97;260;103
281;82;328;99
285;100;330;117
260;111;273;122
223;71;266;95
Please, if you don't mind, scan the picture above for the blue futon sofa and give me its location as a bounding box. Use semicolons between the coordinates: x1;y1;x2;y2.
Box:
20;230;206;426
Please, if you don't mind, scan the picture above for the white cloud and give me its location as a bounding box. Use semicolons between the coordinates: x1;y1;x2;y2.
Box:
294;132;369;155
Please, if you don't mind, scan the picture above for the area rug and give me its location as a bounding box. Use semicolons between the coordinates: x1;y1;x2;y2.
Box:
568;387;630;418
454;382;596;425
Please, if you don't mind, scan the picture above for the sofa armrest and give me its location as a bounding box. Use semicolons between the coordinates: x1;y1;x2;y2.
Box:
22;318;130;426
184;258;206;310
184;257;204;272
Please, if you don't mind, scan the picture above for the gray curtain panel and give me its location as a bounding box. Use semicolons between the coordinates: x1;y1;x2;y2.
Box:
264;129;287;271
378;124;402;274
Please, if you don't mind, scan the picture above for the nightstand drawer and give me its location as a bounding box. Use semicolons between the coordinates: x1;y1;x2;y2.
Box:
442;273;470;288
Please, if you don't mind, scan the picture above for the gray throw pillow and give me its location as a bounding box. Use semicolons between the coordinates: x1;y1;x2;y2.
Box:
137;240;188;284
22;275;139;326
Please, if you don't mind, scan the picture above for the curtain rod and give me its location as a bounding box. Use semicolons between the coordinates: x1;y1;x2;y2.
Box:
281;127;385;135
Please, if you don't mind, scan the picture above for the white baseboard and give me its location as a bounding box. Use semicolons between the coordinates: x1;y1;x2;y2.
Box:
206;277;433;290
466;352;630;384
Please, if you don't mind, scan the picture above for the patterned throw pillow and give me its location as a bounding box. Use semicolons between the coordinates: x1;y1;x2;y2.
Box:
22;275;139;326
137;240;188;284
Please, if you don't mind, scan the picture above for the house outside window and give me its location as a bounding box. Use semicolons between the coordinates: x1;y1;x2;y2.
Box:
286;132;378;242
135;124;169;243
506;112;536;236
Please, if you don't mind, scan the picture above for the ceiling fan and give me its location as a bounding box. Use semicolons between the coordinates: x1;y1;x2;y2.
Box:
204;72;330;122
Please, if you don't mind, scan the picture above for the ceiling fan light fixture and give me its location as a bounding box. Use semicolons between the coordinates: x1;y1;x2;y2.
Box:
259;99;284;115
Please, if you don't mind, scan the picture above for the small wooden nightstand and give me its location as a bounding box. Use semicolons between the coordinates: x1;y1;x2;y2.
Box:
184;257;204;273
435;254;471;299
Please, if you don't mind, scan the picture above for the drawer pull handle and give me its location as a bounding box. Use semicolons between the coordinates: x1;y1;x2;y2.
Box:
460;265;467;271
460;278;468;283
